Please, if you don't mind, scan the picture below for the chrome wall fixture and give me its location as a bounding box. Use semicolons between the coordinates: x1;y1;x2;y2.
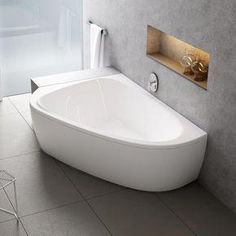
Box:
88;20;108;35
148;73;159;93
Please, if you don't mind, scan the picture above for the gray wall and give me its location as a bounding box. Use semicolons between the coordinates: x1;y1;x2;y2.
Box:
83;0;236;212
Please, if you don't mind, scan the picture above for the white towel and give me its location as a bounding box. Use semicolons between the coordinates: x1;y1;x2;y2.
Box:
90;24;105;69
99;30;105;68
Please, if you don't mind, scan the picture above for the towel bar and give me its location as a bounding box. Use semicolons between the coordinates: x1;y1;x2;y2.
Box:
88;20;108;35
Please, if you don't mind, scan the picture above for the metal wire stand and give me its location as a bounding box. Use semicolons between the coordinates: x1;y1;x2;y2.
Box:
0;170;19;220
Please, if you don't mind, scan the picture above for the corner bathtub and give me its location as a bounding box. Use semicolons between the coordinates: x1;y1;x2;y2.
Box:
30;73;207;191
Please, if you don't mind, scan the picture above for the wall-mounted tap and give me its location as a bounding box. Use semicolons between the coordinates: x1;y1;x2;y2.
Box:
148;73;159;93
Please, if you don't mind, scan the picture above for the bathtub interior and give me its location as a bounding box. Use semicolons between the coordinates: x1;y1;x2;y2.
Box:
37;77;187;143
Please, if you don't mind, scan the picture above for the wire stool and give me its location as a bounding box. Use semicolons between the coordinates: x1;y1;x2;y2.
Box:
0;170;18;220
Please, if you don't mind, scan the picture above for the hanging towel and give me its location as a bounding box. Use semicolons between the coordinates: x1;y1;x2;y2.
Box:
90;24;105;69
99;30;105;68
57;6;74;51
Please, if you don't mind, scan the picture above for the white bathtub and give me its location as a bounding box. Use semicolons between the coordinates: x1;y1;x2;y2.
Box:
30;73;207;191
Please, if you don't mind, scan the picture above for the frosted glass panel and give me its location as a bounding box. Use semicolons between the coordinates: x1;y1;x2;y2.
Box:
0;0;83;96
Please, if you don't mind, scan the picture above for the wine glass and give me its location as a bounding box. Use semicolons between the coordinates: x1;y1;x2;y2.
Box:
191;61;208;81
180;54;196;75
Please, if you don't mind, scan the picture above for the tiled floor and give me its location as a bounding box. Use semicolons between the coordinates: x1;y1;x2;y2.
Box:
0;93;236;236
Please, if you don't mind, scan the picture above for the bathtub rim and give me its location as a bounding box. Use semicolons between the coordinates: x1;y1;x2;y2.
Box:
30;74;207;150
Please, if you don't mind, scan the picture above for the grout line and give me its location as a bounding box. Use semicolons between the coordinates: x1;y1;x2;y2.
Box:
0;150;41;161
53;160;125;200
19;200;84;220
154;193;197;236
18;218;29;236
85;188;125;201
0;196;84;224
0;150;40;161
0;98;18;118
0;217;29;236
19;112;33;130
0;217;15;224
56;161;113;236
85;200;113;236
8;97;33;130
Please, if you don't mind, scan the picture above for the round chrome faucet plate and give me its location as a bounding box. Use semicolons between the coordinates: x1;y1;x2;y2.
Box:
148;73;159;93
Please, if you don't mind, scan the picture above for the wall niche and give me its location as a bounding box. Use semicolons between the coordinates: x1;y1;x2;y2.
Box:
147;25;210;90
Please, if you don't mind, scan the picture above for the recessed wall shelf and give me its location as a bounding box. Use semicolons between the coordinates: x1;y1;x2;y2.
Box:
146;25;210;90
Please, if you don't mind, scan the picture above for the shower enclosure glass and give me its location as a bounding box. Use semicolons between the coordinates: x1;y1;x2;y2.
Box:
0;0;83;96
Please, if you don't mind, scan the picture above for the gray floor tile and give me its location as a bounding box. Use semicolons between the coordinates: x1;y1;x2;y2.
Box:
8;93;33;129
21;112;33;128
0;98;17;117
0;152;82;219
89;189;194;236
8;94;31;113
58;162;124;199
21;201;110;236
0;113;39;160
0;219;27;236
156;183;236;236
